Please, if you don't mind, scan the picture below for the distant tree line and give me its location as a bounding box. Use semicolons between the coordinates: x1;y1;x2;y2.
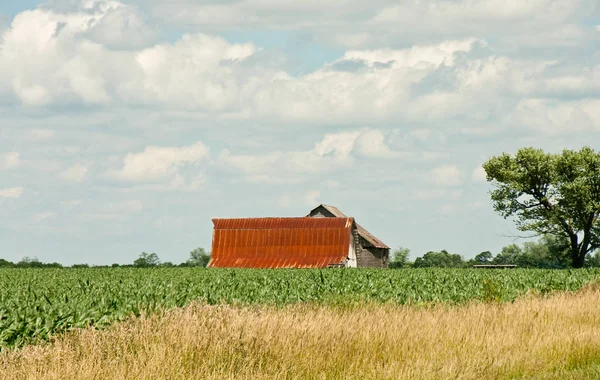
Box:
4;239;600;270
389;235;600;269
0;248;211;269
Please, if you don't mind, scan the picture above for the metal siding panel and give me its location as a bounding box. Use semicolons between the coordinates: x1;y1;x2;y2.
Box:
209;217;353;268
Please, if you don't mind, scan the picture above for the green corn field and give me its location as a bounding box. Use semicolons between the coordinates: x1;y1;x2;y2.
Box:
1;267;600;350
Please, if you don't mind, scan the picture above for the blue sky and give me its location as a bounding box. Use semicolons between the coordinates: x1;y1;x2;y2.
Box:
0;0;599;265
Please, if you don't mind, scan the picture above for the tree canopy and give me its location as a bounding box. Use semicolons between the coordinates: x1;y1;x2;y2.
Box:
133;252;161;268
483;146;600;268
413;250;465;268
388;247;410;268
186;247;211;267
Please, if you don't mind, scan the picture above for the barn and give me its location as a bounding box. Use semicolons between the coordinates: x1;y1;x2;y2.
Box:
208;217;358;268
207;205;390;269
307;204;390;268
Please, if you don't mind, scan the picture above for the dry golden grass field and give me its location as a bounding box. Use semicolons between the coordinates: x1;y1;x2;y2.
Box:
2;286;600;380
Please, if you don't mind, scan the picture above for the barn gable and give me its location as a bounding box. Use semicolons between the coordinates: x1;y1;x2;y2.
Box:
307;204;390;268
208;217;357;269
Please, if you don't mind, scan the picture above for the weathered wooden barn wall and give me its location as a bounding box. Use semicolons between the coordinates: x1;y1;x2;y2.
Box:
307;205;390;268
357;236;388;268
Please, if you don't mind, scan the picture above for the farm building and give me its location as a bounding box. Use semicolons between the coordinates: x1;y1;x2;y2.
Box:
208;217;358;268
207;205;390;269
307;204;390;268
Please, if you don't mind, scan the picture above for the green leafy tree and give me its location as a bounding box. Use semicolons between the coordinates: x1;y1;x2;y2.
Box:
0;259;14;268
473;251;493;264
493;244;523;265
186;247;210;267
483;147;600;268
133;252;160;268
492;235;571;268
585;251;600;267
15;257;43;268
389;247;411;268
413;250;465;268
539;234;571;268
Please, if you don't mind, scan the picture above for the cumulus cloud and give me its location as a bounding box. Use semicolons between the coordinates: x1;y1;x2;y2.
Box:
80;200;144;221
507;98;600;135
278;194;291;208
147;0;595;49
0;187;24;198
218;128;401;183
430;165;464;187
472;165;487;183
338;38;483;68
24;129;55;140
0;5;258;110
305;190;320;206
131;33;256;110
411;189;463;201
83;4;158;49
33;212;57;223
1;152;20;169
60;163;88;182
0;4;598;135
112;141;209;182
0;8;117;106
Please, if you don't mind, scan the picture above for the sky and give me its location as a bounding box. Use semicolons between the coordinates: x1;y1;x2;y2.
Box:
0;0;599;266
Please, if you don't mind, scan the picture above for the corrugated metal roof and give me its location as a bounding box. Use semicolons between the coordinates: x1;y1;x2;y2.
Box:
355;223;389;249
208;217;354;269
308;204;390;249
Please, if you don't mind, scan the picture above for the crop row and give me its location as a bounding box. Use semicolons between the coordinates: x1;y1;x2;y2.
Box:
1;268;599;349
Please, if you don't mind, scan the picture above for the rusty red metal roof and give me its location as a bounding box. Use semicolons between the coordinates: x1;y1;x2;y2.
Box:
208;217;354;268
307;204;390;249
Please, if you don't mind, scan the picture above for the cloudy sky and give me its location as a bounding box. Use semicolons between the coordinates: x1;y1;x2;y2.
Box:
1;0;599;265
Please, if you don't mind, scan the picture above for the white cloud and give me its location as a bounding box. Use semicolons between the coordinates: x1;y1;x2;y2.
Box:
84;4;157;49
1;5;597;135
108;200;143;213
339;38;483;68
0;187;24;198
1;152;20;169
112;141;209;182
508;98;600;135
440;203;459;215
305;190;320;206
0;8;117;106
60;163;88;182
24;129;55;140
409;128;433;142
33;212;57;223
218;128;401;183
60;200;82;209
278;194;291;208
78;199;143;222
131;33;257;110
440;200;485;215
354;129;401;158
430;165;464;187
314;131;362;159
412;189;463;201
148;0;594;49
471;165;487;183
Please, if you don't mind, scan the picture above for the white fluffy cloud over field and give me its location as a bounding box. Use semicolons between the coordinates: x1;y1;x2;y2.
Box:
0;0;597;265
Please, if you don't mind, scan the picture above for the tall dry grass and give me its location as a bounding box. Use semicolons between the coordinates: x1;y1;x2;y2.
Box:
3;287;600;380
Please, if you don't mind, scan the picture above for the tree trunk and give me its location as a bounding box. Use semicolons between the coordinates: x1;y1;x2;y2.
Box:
569;234;586;268
572;253;586;268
